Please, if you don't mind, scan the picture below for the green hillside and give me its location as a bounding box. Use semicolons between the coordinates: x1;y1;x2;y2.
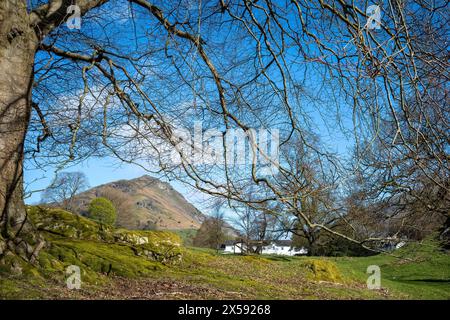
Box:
0;207;448;299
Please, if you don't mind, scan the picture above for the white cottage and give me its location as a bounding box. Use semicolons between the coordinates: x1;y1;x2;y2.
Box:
221;240;308;256
222;240;246;254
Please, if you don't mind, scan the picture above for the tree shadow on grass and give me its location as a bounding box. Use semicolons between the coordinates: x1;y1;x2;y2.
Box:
404;279;450;283
264;255;292;262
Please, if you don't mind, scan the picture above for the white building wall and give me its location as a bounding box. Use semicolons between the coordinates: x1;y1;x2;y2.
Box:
223;243;308;256
224;243;245;254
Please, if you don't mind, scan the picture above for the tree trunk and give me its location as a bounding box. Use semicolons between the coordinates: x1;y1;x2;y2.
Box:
306;233;317;256
0;0;41;263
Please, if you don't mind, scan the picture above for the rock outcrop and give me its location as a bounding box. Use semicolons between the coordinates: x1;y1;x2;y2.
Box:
26;206;183;269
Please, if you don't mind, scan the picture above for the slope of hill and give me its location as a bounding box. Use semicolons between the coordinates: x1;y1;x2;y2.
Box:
73;175;205;230
1;206;449;300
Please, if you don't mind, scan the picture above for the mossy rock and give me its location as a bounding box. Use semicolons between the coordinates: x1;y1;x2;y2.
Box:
45;237;166;279
0;251;42;277
27;206;115;242
113;230;183;264
26;206;183;278
302;259;343;283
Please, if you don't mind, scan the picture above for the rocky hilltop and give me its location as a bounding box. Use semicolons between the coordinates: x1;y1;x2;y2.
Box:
73;175;205;230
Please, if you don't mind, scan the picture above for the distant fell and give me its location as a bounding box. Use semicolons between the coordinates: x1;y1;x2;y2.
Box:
73;175;205;230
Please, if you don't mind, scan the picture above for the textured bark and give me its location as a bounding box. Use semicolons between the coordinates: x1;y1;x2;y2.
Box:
0;0;40;262
0;0;111;265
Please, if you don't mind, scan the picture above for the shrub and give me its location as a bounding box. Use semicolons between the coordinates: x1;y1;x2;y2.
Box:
88;197;117;225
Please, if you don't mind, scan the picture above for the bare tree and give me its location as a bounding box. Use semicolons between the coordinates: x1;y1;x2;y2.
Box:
277;145;342;255
233;199;282;254
0;0;448;264
41;171;89;212
193;205;226;252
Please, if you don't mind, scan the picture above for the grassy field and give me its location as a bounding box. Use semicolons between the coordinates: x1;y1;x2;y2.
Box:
170;228;197;246
166;240;450;299
330;240;450;299
1;207;449;299
2;241;448;299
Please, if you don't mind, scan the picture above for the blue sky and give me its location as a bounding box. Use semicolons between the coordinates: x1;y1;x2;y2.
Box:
24;0;357;218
